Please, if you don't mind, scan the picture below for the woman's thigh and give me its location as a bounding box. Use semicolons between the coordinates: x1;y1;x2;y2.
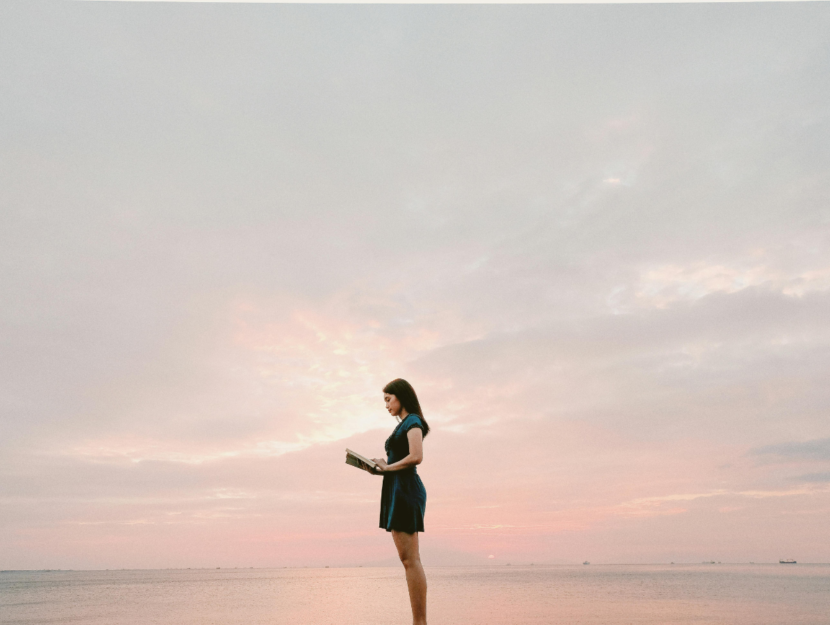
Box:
391;530;420;562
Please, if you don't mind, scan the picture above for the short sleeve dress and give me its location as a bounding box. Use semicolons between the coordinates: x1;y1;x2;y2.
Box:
379;414;427;533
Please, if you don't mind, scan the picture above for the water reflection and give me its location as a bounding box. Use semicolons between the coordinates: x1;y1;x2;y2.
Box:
2;564;828;625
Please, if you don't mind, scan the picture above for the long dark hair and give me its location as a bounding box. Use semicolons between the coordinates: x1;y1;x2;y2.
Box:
383;378;430;437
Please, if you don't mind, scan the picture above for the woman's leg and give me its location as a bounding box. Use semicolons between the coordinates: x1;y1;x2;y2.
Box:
392;530;427;625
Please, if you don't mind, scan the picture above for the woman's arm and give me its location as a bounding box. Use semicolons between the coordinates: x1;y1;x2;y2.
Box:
373;428;424;472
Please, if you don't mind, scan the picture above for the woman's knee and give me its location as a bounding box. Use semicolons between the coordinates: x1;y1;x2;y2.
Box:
399;552;421;569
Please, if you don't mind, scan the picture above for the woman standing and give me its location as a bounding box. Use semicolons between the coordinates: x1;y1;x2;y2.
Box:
373;378;429;625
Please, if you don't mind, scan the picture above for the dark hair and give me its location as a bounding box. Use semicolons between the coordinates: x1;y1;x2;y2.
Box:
383;378;430;437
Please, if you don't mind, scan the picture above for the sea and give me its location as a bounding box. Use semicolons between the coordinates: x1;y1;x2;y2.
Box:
2;564;828;625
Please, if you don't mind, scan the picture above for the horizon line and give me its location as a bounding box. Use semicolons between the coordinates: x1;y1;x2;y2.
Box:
4;562;828;572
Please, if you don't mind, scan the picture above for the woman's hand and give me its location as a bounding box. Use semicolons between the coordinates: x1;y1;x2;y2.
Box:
372;458;389;474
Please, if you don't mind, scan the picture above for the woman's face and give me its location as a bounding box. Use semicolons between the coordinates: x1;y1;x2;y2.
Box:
384;393;402;418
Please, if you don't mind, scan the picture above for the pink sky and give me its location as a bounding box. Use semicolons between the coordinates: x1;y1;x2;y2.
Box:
2;2;829;569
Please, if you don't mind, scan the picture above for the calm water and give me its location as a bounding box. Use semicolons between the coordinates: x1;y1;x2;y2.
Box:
2;565;828;625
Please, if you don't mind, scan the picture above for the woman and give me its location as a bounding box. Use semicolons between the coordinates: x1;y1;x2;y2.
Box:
372;378;430;625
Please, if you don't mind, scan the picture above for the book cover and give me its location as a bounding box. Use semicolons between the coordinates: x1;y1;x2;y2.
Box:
345;448;379;474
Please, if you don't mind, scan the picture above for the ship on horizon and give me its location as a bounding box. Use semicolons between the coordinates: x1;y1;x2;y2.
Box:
779;559;797;564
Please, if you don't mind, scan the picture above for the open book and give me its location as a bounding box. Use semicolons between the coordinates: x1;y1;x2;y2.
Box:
345;448;379;474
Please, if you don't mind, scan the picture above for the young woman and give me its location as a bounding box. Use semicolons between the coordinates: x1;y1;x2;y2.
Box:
372;378;430;625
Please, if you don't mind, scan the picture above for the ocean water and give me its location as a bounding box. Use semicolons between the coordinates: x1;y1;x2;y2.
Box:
2;564;828;625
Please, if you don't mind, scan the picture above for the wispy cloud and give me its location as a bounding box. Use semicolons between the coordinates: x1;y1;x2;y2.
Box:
791;472;830;484
751;438;830;462
634;261;830;309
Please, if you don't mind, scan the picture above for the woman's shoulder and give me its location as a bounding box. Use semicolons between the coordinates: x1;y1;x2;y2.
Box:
401;413;424;430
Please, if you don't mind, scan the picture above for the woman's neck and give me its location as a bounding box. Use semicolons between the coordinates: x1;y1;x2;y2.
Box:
397;408;409;422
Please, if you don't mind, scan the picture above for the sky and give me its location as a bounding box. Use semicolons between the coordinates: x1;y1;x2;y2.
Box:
1;1;829;570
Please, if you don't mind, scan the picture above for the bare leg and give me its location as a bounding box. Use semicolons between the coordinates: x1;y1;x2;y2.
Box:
392;530;427;625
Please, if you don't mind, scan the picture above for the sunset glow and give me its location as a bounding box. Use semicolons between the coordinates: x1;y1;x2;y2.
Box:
2;1;829;571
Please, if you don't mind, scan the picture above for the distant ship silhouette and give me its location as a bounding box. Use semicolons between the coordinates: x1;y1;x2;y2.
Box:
779;559;797;564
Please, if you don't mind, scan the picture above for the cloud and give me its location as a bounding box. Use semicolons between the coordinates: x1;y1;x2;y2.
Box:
752;438;830;462
634;261;830;309
408;288;830;439
2;1;830;568
791;472;830;484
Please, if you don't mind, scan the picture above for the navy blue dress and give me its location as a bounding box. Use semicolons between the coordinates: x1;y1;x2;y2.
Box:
379;414;427;533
